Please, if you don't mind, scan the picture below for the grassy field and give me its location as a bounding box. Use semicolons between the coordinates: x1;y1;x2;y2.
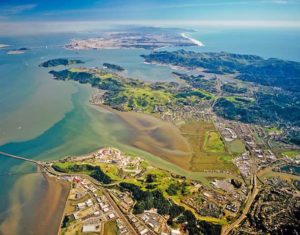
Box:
98;163;122;181
281;150;300;157
179;121;238;173
265;126;283;135
226;139;245;155
203;131;225;152
103;220;118;235
111;86;173;112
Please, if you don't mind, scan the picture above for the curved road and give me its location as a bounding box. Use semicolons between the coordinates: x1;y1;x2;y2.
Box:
222;174;259;235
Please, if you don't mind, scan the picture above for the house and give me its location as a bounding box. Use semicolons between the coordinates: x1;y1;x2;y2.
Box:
77;202;86;210
86;199;93;207
82;224;100;233
171;229;181;235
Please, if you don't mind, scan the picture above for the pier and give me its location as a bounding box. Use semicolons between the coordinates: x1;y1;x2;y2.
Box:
0;151;44;166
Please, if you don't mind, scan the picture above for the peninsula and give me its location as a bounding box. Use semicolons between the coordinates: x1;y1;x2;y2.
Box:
40;49;300;235
65;28;203;50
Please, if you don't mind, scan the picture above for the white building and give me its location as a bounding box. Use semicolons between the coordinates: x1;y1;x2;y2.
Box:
82;224;99;233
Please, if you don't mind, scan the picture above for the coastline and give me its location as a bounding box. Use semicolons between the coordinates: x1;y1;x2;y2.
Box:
0;44;9;49
30;172;71;235
56;175;72;235
181;33;205;47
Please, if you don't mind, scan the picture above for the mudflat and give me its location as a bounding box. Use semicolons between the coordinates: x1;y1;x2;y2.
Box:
100;105;193;170
0;173;70;235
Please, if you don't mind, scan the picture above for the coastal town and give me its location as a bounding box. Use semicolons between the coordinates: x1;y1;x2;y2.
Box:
47;148;185;235
41;139;299;235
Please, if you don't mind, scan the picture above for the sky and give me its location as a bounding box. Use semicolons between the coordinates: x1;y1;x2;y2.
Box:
0;0;300;35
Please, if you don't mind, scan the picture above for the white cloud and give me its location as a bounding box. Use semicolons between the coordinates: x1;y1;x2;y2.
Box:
0;20;299;36
0;4;37;16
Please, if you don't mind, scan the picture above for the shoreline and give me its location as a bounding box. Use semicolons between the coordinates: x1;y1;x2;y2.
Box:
181;33;205;47
36;172;71;235
0;44;9;49
56;173;72;235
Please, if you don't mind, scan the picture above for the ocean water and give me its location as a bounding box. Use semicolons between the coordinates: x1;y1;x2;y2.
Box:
190;27;300;62
0;27;299;234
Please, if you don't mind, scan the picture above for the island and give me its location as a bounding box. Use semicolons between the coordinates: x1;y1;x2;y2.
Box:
0;44;9;49
39;58;84;67
7;47;30;55
103;63;125;72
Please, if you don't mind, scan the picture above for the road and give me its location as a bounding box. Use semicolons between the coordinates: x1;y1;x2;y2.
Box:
221;143;260;235
222;174;259;235
101;188;138;235
210;75;222;111
46;165;138;235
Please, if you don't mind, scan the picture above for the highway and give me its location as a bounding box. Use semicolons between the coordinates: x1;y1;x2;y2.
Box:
222;174;259;235
45;165;138;235
101;188;138;235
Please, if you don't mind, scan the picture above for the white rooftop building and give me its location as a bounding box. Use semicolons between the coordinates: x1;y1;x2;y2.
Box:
77;202;86;210
82;224;99;233
171;229;181;235
86;199;93;207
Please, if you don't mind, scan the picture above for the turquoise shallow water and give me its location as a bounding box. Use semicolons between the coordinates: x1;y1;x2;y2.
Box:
0;27;299;234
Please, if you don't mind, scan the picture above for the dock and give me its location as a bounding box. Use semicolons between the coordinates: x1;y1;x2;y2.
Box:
0;151;44;166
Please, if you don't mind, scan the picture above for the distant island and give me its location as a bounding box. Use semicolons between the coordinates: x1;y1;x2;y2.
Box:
40;58;84;67
0;44;9;49
7;47;29;55
65;27;203;50
103;63;125;72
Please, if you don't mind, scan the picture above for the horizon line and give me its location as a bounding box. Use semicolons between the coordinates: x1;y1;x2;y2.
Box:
1;20;300;36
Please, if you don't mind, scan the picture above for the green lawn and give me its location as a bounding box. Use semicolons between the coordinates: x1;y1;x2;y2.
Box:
281;150;300;157
180;121;239;173
203;131;225;152
266;126;283;135
109;86;173;112
226;139;245;155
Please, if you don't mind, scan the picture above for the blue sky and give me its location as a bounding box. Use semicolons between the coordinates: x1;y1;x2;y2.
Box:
1;0;299;21
0;0;299;35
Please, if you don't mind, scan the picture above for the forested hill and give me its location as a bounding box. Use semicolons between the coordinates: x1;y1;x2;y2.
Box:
142;50;300;92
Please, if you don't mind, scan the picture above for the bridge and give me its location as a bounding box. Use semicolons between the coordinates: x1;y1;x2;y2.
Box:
0;151;44;166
